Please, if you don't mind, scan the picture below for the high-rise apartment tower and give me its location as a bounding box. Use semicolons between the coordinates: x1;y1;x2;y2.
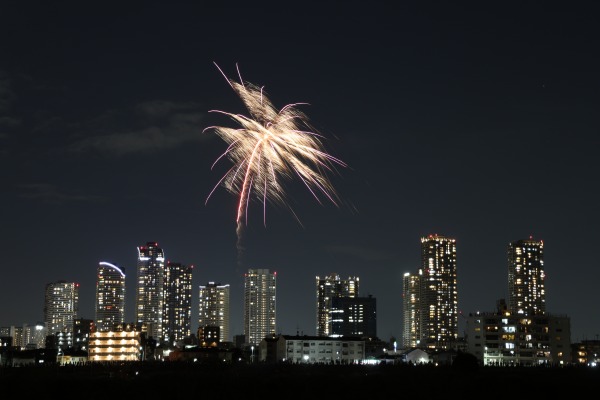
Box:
507;237;545;316
402;271;422;348
162;261;193;344
244;268;276;346
44;280;79;336
198;282;231;343
419;234;458;349
95;261;126;332
135;242;165;340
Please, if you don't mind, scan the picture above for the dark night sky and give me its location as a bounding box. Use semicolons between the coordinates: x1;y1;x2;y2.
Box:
1;1;599;343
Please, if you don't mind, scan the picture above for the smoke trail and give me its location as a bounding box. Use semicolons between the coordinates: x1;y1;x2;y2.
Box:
236;220;245;269
205;64;346;273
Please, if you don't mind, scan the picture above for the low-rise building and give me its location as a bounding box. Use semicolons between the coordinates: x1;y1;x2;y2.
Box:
571;339;600;366
259;334;365;364
88;324;144;362
465;300;571;366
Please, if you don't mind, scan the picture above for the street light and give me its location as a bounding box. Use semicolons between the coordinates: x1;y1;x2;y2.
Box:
251;345;254;363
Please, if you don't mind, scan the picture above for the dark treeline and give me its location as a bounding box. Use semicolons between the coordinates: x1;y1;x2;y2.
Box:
1;362;598;398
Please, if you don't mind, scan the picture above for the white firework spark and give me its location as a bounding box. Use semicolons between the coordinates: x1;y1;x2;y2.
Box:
204;63;347;227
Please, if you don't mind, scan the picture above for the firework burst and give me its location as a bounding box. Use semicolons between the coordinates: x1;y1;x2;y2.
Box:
204;63;347;228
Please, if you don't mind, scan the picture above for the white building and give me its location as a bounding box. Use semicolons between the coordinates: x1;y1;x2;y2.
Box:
260;335;365;364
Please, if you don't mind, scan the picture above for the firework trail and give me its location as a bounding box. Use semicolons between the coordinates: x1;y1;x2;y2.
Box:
204;63;347;266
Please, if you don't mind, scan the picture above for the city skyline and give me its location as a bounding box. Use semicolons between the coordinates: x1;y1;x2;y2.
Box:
1;2;599;343
0;234;582;345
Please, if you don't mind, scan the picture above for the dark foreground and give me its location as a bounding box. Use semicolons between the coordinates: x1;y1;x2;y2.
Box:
1;362;597;398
